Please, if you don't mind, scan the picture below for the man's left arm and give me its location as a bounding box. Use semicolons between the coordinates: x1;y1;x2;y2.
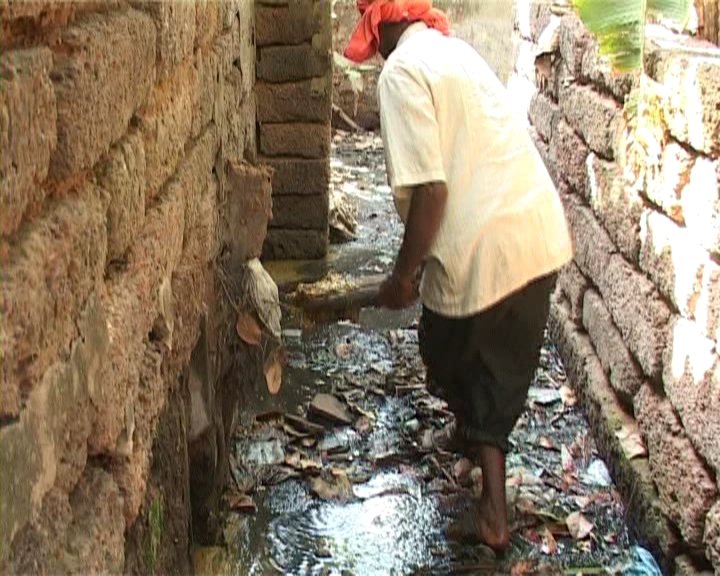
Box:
378;180;448;309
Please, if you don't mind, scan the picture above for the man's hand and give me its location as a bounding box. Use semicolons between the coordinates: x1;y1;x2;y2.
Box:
377;273;417;309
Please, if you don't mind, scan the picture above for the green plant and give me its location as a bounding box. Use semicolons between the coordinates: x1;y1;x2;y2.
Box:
145;496;165;575
572;0;692;71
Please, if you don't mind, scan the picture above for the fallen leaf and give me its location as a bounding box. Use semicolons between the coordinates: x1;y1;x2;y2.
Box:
309;472;353;501
566;511;593;540
309;393;353;425
228;494;256;513
511;560;538;576
236;311;262;345
301;437;317;448
560;385;577;407
537;436;556;451
354;416;372;434
615;425;647;460
541;527;558;555
574;495;591;510
561;444;575;473
264;355;282;395
335;341;353;358
453;458;473;483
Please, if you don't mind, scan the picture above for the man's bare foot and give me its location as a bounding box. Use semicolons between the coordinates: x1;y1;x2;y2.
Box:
476;495;510;551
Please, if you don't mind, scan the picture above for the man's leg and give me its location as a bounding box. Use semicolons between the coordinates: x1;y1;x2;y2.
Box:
476;444;510;550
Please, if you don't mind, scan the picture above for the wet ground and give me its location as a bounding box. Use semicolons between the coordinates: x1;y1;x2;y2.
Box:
218;132;650;576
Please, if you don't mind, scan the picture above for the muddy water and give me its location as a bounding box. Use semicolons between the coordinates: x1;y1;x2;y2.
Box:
221;133;638;576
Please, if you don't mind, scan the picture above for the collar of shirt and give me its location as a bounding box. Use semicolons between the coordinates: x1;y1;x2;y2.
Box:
396;21;429;49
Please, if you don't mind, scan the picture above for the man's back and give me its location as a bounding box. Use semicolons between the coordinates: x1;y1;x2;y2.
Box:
378;24;573;317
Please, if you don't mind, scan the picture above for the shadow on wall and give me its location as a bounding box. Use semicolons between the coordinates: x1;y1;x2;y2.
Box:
331;0;516;131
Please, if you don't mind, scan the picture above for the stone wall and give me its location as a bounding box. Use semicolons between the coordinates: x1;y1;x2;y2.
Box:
256;0;333;260
523;7;720;573
0;2;275;573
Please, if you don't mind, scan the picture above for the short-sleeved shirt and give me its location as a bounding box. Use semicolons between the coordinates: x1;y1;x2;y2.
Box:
378;23;573;317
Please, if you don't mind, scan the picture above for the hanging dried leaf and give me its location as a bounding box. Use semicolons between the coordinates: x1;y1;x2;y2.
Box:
236;311;262;345
265;354;283;395
615;425;647;459
566;511;594;540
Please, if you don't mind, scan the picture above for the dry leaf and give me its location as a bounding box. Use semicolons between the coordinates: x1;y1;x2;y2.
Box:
566;511;593;540
354;416;372;434
265;355;283;395
228;494;256;513
236;311;262;345
615;425;647;460
561;444;575;472
511;560;538;576
335;342;352;358
309;472;353;501
541;527;558;555
560;385;577;407
537;436;556;451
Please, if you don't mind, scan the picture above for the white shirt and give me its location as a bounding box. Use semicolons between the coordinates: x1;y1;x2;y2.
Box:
378;23;573;317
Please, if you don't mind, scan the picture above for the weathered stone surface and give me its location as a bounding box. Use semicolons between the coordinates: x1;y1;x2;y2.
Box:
583;290;643;402
137;62;196;201
548;297;680;565
663;317;720;476
263;228;328;259
586;154;642;262
257;43;331;83
565;196;671;378
640;209;716;320
0;185;106;418
558;14;592;78
549;119;588;196
673;554;714;576
260;123;330;159
0;294;108;563
557;261;588;323
528;91;560;143
256;0;320;46
218;65;255;164
195;0;221;49
222;162;273;264
91;186;184;455
560;83;621;160
580;42;638;102
706;502;720;572
682;155;720;257
50;9;155;179
131;0;195;79
192;45;219;138
0;48;56;236
270;194;329;230
635;383;717;547
260;157;330;196
95;130;146;262
647;36;720;155
257;78;331;123
645;140;695;224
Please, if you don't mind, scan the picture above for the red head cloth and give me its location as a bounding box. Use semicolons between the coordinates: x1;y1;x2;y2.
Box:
344;0;450;63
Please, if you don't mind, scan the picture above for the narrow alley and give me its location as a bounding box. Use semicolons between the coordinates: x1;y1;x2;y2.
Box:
213;132;646;576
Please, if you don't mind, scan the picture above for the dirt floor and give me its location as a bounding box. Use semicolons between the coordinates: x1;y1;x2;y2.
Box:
209;131;661;576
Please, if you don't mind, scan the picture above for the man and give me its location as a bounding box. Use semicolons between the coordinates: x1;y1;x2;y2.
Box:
345;0;573;551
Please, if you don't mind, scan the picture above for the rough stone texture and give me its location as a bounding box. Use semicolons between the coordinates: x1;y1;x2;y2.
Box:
580;41;638;102
549;119;589;196
137;62;196;202
263;229;328;259
0;48;56;236
527;91;560;143
647;35;720;156
560;83;621;160
682;155;720;257
270;194;329;230
222;162;273;265
583;290;643;402
646;140;696;224
257;77;331;123
95;130;146;263
558;14;592;78
635;383;718;548
192;45;219;139
586;154;643;262
0;294;108;563
194;0;221;50
674;554;714;576
663;317;720;476
556;261;589;323
548;298;680;567
260;157;330;195
257;43;331;83
565;196;672;379
706;502;720;572
131;0;195;79
260;123;330;159
49;9;156;179
640;209;717;320
0;186;106;419
256;0;320;46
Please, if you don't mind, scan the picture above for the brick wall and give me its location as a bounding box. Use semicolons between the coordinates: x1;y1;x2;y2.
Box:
0;2;274;573
256;0;333;260
523;8;720;573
